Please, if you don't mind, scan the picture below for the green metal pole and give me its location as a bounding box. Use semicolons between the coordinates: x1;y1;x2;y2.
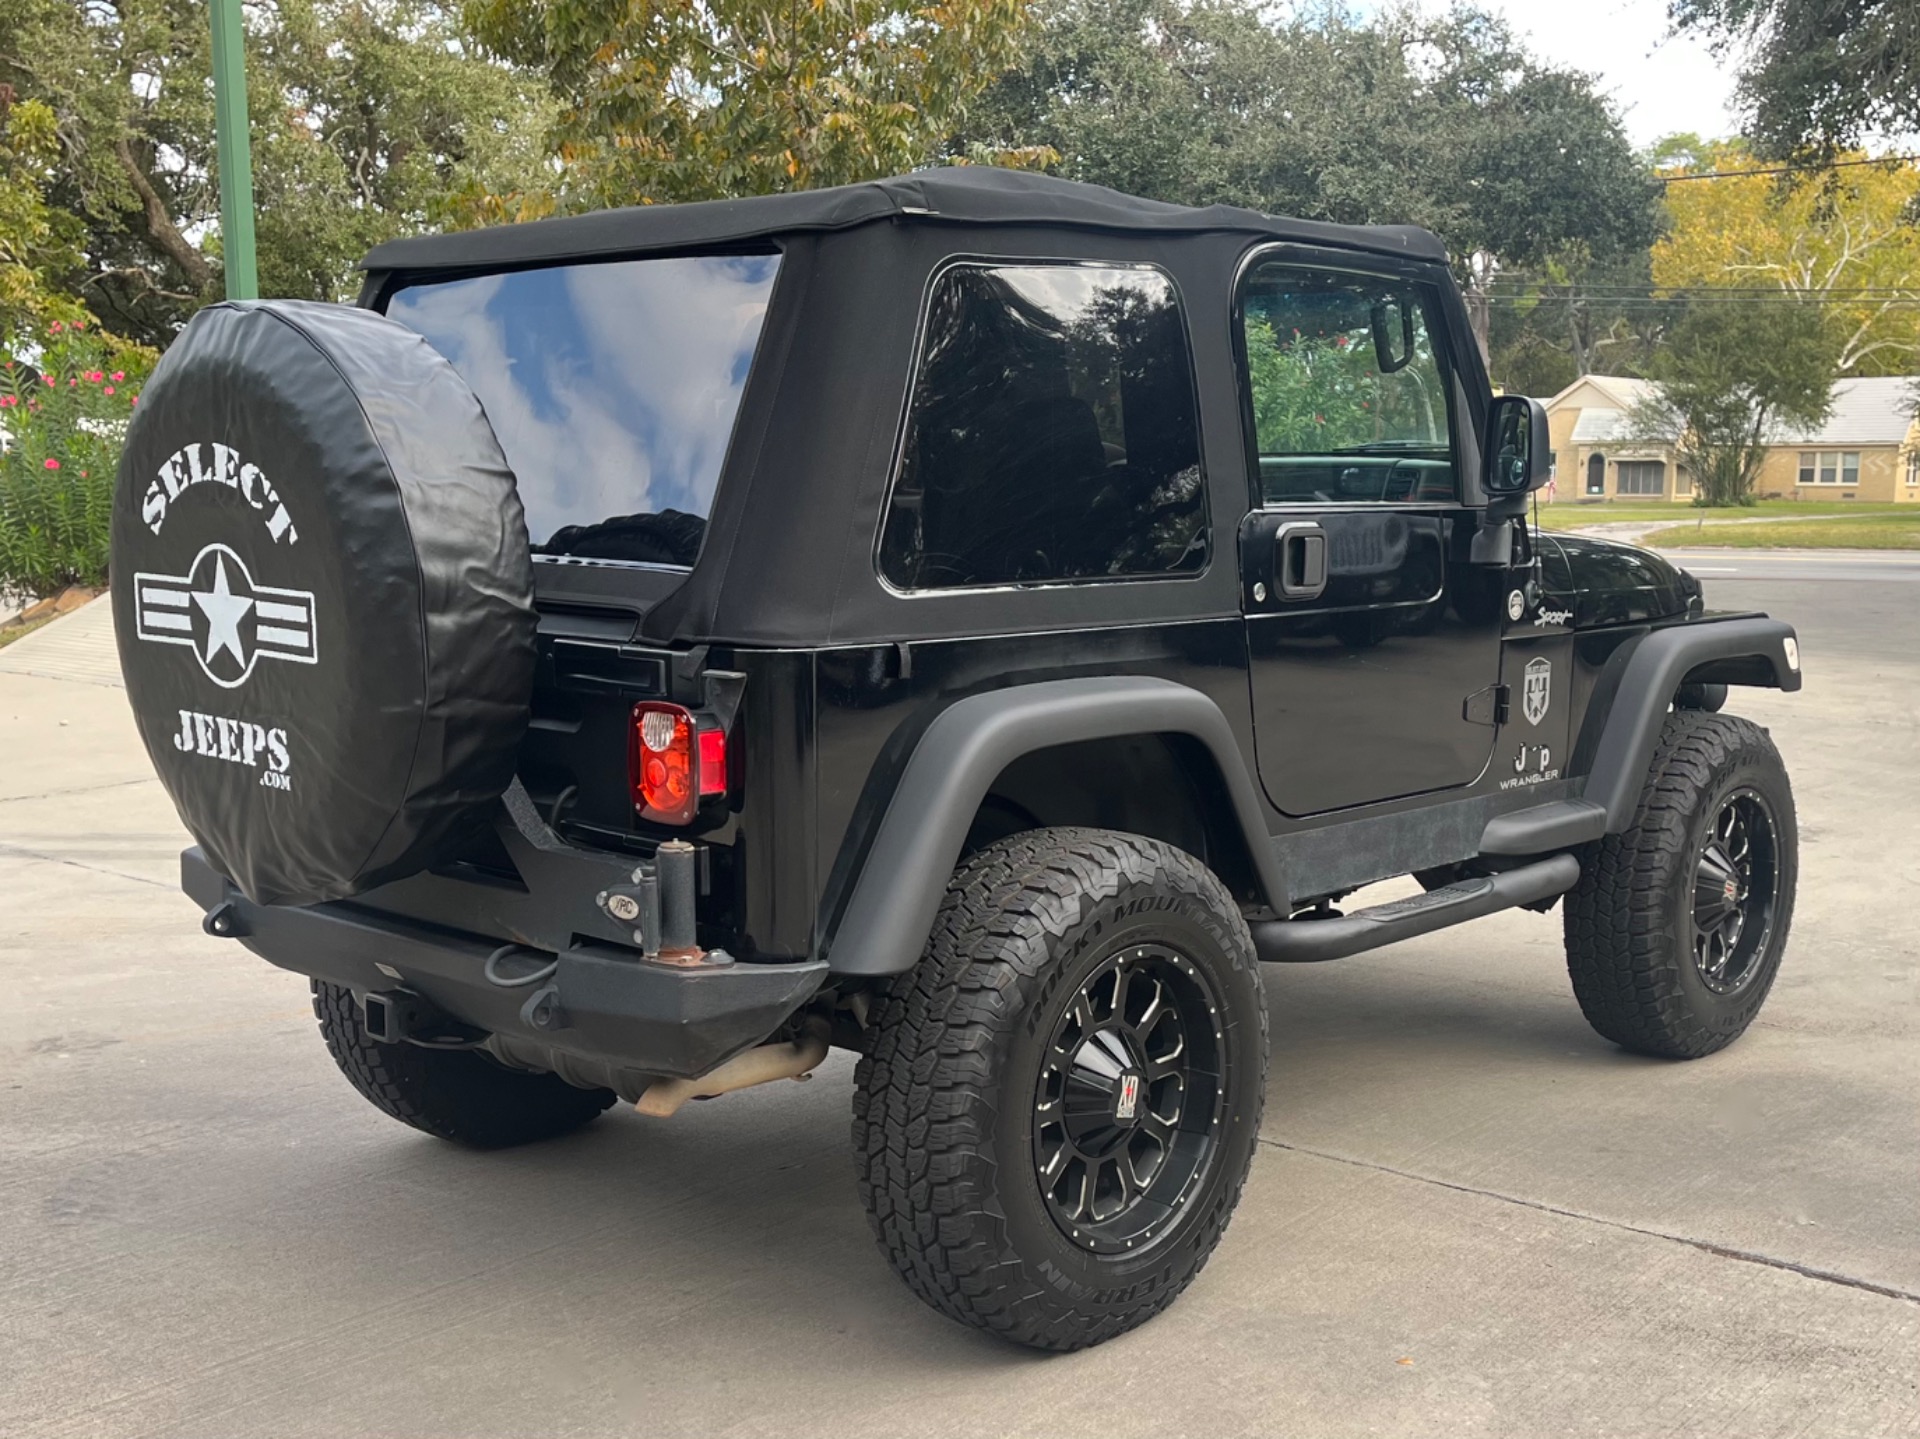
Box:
209;0;257;299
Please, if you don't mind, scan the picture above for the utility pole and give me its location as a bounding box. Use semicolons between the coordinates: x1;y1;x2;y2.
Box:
209;0;258;300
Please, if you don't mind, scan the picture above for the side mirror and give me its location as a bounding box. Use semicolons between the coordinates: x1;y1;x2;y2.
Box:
1484;395;1551;503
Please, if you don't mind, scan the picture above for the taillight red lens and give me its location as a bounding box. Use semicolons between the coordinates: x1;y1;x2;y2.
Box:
630;703;729;823
697;725;728;796
630;702;696;824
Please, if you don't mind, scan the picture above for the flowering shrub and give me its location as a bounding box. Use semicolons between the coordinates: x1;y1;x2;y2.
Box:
0;319;153;599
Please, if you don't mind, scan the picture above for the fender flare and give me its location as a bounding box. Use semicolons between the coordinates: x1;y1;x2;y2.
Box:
822;677;1284;976
1583;616;1800;830
1479;616;1800;860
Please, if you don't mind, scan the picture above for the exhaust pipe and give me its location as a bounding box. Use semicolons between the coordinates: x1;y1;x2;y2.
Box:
635;1018;830;1118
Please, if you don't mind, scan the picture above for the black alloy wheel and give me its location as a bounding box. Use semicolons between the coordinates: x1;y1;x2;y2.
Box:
1691;789;1780;996
1034;944;1224;1254
854;827;1267;1350
1563;710;1798;1059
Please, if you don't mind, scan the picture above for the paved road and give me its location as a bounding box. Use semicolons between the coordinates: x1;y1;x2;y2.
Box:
1660;547;1920;585
2;584;1916;1439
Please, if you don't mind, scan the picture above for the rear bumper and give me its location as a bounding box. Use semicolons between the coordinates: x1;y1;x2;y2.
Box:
182;848;827;1078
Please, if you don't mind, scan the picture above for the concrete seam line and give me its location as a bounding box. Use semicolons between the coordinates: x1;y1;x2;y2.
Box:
0;840;175;891
0;777;159;805
1260;1137;1920;1307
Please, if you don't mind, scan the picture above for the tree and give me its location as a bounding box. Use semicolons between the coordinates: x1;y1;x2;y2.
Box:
460;0;1041;211
0;1;553;349
957;0;1660;363
0;90;90;343
1670;0;1920;158
1652;143;1920;376
1629;300;1836;505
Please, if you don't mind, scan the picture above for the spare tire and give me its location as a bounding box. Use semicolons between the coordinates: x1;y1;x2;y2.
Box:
110;299;535;906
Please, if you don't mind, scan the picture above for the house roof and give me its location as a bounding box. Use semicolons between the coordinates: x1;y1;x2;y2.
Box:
1544;374;1660;412
1558;373;1917;449
360;167;1448;275
1775;376;1918;446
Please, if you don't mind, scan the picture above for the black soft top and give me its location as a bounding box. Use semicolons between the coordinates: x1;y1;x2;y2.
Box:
361;167;1447;274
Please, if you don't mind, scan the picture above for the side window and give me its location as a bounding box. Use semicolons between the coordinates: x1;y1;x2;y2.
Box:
1238;261;1458;506
880;263;1208;591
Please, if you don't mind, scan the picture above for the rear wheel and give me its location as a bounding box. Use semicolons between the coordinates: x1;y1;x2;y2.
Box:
312;981;615;1147
1563;712;1797;1058
853;828;1267;1351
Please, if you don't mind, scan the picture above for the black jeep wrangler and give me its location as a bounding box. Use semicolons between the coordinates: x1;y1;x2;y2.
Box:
111;169;1801;1351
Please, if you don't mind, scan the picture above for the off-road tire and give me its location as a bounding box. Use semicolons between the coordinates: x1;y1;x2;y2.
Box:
312;981;615;1147
853;828;1267;1351
1563;712;1796;1059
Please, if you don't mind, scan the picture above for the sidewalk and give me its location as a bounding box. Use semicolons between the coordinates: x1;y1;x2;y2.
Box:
0;595;124;688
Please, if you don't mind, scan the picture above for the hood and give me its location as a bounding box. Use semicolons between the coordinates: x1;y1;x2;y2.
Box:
1538;532;1704;629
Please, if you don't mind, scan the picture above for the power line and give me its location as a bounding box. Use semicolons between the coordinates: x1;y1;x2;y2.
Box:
1658;154;1920;183
1487;295;1920;306
1489;284;1920;296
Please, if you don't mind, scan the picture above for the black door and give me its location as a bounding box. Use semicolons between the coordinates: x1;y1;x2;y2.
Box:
1235;256;1506;816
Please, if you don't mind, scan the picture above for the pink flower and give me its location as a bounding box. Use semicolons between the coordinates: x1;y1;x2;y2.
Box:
43;458;60;470
0;395;13;407
72;319;84;330
68;377;76;386
42;374;53;386
111;371;124;382
104;385;114;395
48;321;64;334
86;370;102;382
129;395;137;406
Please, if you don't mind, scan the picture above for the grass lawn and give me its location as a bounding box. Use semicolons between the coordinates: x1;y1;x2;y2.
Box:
0;614;55;649
1535;500;1907;531
1642;514;1920;549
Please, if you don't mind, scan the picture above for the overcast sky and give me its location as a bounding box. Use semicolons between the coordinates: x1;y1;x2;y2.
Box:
1403;0;1743;150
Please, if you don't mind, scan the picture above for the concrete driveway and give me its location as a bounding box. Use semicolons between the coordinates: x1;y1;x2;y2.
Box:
2;568;1916;1438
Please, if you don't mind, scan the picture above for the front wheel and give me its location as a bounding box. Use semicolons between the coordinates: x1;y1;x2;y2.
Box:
853;828;1268;1351
1563;712;1797;1058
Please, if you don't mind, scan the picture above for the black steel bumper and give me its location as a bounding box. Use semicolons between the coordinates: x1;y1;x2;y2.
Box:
182;848;827;1078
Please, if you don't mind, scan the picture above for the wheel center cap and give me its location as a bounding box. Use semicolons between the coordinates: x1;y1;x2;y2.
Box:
1114;1069;1144;1124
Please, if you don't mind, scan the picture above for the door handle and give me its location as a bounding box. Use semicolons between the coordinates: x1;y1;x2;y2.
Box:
1274;521;1328;600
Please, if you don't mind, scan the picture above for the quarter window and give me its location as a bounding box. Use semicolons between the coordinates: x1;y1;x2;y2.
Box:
880;263;1207;590
1238;262;1457;505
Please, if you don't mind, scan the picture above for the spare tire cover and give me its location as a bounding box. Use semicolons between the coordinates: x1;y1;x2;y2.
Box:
111;299;535;906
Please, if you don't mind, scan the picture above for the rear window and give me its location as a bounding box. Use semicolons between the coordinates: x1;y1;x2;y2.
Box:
386;253;780;567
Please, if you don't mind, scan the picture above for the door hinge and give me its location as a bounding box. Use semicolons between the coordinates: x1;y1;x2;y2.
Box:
1464;684;1511;727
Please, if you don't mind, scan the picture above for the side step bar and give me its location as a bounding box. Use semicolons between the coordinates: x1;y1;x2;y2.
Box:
1251;853;1581;964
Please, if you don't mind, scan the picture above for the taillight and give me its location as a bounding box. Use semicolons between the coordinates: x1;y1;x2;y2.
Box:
696;725;728;796
630;702;728;824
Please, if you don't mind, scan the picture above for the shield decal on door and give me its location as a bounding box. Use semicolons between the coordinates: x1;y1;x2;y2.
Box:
1523;656;1552;726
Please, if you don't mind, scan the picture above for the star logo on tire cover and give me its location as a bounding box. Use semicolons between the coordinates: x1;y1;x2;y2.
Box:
134;542;318;689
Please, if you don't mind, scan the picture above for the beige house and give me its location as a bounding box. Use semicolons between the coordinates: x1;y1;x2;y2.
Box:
1544;373;1920;504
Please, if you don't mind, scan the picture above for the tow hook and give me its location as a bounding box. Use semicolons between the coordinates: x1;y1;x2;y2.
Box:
202;901;244;939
